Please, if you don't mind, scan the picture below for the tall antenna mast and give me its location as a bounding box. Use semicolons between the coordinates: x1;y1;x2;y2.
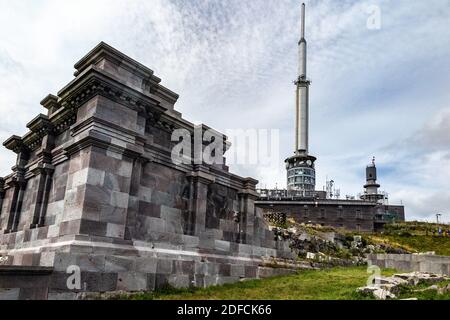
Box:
295;2;309;153
286;2;317;194
301;2;306;39
298;3;307;81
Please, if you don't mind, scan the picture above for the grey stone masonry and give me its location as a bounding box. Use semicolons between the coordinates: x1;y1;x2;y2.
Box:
368;254;450;276
0;42;298;300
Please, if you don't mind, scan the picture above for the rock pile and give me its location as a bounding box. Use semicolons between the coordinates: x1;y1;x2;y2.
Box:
270;224;409;266
357;272;449;299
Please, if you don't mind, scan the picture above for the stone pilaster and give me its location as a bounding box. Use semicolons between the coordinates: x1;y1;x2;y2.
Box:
3;136;29;233
5;176;27;233
238;178;259;245
30;165;55;228
187;165;215;236
27;114;55;229
184;176;195;235
124;157;149;240
0;178;4;217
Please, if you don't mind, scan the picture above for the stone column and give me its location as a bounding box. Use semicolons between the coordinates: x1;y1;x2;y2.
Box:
5;176;27;233
0;178;5;217
30;165;55;228
4;181;19;233
238;178;259;245
3;136;29;233
124;157;149;240
28;117;55;229
184;176;195;235
187;165;215;236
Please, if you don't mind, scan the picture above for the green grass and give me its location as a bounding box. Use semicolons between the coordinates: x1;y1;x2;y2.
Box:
379;235;450;256
118;267;397;300
395;279;450;300
367;221;450;256
353;277;450;300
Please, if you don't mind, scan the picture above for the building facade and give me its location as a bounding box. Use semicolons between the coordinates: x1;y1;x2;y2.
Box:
257;159;405;232
0;42;297;300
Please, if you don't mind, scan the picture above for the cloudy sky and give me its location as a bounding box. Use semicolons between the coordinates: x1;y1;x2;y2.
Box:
0;0;449;222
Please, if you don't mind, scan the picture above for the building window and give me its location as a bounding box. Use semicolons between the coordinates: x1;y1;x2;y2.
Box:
320;209;326;219
356;209;362;219
338;207;343;219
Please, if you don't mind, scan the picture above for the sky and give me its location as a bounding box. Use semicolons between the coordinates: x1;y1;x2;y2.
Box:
0;0;449;222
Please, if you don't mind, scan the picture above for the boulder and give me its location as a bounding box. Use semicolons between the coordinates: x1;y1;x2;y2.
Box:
356;286;379;295
371;276;408;294
356;286;396;300
373;288;396;300
393;272;448;286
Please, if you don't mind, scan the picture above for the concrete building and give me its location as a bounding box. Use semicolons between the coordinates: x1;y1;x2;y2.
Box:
255;4;405;231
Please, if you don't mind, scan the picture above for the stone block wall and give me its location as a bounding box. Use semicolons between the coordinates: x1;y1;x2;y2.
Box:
0;42;297;299
368;254;450;276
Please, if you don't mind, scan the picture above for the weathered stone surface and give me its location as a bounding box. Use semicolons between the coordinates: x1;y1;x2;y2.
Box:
356;286;396;300
0;42;298;300
393;272;448;285
357;271;449;300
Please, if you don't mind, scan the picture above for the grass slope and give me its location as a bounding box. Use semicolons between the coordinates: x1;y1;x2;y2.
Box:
370;234;450;256
368;221;450;256
121;267;395;300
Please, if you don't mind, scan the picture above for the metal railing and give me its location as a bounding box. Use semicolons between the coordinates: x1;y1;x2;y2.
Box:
256;189;326;200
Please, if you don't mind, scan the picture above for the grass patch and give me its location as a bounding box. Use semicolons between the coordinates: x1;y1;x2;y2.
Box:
117;267;397;300
368;234;450;256
396;279;450;300
361;221;450;256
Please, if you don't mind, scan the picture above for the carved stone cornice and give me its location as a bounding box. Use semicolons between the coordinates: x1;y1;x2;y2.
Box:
238;177;260;199
58;67;166;116
26;114;53;137
40;94;60;116
3;136;29;154
4;116;54;154
187;165;216;185
71;115;147;143
30;162;55;176
2;66;191;158
63;132;144;160
7;174;27;188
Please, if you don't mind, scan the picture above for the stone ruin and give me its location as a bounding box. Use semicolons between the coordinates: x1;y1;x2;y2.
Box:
357;272;450;300
0;42;297;300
